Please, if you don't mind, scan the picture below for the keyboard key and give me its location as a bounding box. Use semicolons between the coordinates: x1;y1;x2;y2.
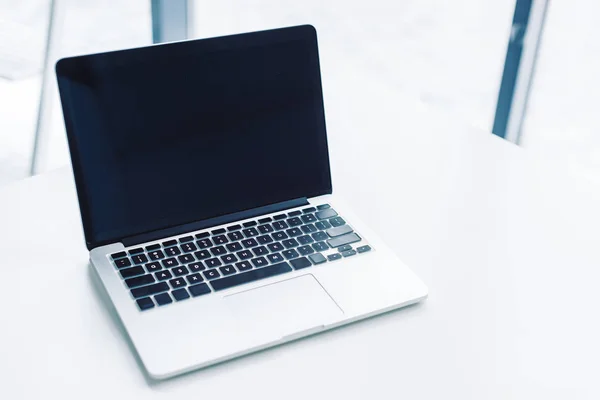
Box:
146;244;161;251
287;217;303;227
227;231;243;241
148;250;165;260
128;247;144;255
114;258;132;269
258;224;274;234
125;274;156;288
131;282;169;298
235;261;253;271
338;245;353;252
178;254;195;264
329;217;346;227
154;292;173;306
203;269;220;280
196;238;213;249
111;251;127;260
211;246;227;256
258;217;272;224
173;266;188;276
132;254;148;265
188;262;205;272
301;214;317;224
315;221;332;230
327;233;361;248
302;207;316;213
186;273;203;284
162;258;178;268
179;236;194;243
221;254;238;264
257;234;273;244
316;208;338;220
194;250;211;260
342;250;357;257
272;231;288;241
357;245;372;253
162;240;178;247
267;242;284;252
272;220;288;230
227;224;242;231
298;245;314;256
181;242;197;253
290;257;312;270
145;262;162;272
251;257;268;268
317;204;330;210
205;258;222;268
242;227;259;237
273;214;287;220
312;231;328;241
136;297;154;310
212;228;226;235
210;262;292;291
169;278;187;288
120;266;145;279
226;242;243;252
308;253;327;265
282;249;300;259
288;210;302;217
312;242;329;252
219;265;236;276
164;247;181;257
237;250;253;260
243;220;257;227
297;235;314;245
144;249;163;263
189;283;211;297
242;238;258;248
267;253;284;263
159;247;181;260
327;253;342;261
155;270;173;281
195;232;210;239
213;235;228;245
301;224;317;234
286;227;303;237
282;239;299;248
172;288;190;301
252;246;269;256
327;225;353;237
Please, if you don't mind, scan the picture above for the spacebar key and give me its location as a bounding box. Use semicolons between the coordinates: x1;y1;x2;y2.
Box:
210;262;292;291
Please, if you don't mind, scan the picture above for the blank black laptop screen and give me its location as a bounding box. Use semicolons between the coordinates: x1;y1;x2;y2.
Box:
56;25;331;249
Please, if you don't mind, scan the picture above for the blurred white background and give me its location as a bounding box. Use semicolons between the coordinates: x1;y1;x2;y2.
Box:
1;0;599;187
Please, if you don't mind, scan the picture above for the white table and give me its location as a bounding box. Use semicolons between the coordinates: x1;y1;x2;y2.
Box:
2;82;599;399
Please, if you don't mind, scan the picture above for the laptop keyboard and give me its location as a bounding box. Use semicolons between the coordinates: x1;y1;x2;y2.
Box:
109;204;373;311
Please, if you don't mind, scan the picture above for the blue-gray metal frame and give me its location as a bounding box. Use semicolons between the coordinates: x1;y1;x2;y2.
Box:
151;0;190;44
492;0;550;143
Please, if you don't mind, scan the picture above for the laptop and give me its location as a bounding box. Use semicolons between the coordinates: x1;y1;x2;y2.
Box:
55;25;428;379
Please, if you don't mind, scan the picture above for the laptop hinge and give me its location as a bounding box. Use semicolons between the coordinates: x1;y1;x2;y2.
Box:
121;197;309;247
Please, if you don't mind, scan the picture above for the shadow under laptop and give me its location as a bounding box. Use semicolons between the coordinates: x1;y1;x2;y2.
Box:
88;261;426;387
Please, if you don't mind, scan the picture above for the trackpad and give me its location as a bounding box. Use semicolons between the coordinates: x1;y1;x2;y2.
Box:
223;274;343;339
